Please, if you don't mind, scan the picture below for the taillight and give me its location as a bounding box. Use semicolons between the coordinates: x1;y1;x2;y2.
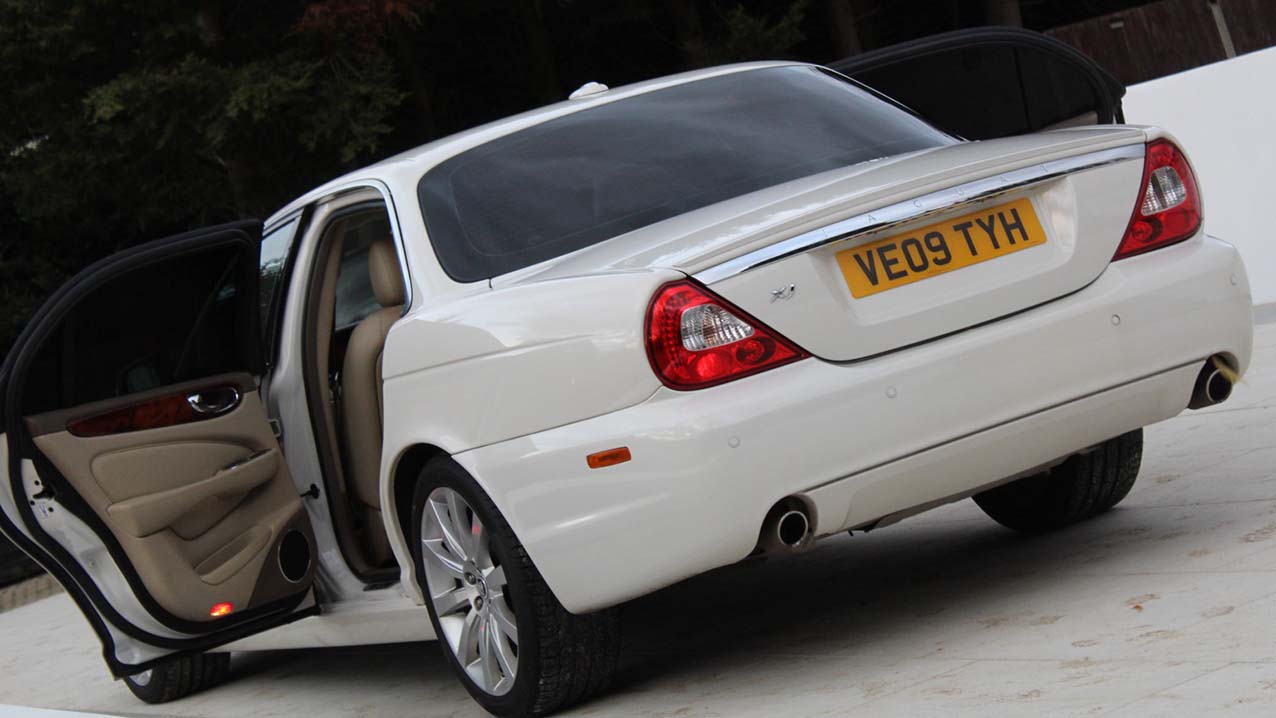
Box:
645;280;807;390
1114;139;1202;260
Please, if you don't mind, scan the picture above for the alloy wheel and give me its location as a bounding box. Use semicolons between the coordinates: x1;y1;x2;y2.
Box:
419;487;519;695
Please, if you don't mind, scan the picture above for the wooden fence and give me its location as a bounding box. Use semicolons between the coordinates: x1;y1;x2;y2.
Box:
1048;0;1276;85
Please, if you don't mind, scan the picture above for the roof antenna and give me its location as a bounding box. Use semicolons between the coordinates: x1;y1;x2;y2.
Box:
569;81;609;100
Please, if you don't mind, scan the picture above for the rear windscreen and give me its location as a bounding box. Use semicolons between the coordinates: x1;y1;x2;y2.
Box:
418;66;956;282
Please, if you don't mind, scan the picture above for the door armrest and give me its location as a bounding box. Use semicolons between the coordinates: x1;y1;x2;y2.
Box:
106;449;279;537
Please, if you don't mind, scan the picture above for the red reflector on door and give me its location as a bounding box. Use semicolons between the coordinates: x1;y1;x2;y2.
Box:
209;602;234;618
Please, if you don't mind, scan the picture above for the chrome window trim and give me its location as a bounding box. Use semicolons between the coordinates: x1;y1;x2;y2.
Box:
694;143;1145;285
262;207;304;238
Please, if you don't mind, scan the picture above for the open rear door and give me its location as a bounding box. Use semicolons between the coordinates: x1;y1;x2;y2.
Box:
830;26;1126;140
0;221;317;677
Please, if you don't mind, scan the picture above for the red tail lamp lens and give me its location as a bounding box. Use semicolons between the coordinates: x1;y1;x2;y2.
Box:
645;280;807;390
1114;139;1202;260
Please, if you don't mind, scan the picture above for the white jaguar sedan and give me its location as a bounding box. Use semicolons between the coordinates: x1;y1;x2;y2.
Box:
0;51;1254;718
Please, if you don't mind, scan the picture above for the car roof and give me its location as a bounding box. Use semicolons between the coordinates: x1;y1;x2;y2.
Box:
265;61;804;226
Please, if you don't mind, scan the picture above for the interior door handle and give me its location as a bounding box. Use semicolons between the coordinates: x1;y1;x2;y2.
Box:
187;387;241;416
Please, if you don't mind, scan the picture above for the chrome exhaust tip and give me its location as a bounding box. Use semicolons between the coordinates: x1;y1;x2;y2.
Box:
1189;356;1236;409
757;499;813;554
776;510;810;547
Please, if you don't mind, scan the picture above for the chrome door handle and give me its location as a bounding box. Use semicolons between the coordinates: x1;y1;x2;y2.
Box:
187;387;241;416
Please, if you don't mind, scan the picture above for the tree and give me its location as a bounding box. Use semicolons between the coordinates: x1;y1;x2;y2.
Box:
983;0;1023;26
702;1;809;65
826;0;863;58
666;0;711;67
0;0;424;355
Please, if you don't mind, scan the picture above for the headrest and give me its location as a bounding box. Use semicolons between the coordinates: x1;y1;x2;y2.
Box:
368;239;405;308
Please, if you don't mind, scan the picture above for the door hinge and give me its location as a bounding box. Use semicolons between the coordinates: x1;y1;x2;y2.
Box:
301;484;321;500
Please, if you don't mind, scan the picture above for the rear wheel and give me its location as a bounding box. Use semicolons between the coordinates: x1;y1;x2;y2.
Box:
411;457;619;717
974;429;1143;532
123;652;231;704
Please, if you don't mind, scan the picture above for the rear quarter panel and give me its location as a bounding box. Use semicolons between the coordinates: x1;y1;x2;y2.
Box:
379;268;678;459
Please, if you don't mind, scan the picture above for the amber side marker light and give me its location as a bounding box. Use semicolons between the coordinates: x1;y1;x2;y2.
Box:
209;602;234;618
587;447;631;469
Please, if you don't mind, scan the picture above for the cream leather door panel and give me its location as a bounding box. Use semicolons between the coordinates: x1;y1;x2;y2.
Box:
28;374;314;621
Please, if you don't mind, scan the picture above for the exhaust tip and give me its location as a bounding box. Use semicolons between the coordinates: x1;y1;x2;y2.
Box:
777;510;809;547
757;498;814;554
1189;355;1236;409
1205;369;1233;404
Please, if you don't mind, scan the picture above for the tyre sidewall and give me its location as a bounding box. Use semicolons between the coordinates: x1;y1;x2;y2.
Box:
124;666;172;704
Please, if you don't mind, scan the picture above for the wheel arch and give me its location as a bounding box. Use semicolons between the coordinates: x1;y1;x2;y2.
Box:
384;442;452;601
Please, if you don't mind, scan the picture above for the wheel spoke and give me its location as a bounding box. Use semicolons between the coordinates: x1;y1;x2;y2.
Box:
458;607;482;666
483;565;506;590
480;621;502;690
490;594;518;643
431;586;473;618
446;492;475;558
488;613;518;678
421;538;466;579
432;496;469;562
472;517;492;568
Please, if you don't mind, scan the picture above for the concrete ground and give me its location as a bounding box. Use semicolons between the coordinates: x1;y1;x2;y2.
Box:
2;322;1273;718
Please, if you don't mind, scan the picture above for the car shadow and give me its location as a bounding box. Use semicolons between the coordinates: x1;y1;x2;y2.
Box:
610;504;1137;694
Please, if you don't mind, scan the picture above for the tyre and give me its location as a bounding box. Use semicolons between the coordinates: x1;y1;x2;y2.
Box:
123;652;231;704
411;457;620;717
974;429;1143;532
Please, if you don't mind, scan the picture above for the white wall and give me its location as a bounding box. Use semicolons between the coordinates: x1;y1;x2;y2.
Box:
1124;46;1276;305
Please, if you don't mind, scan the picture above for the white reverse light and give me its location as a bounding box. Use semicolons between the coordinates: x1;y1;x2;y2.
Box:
1140;166;1188;215
680;304;754;351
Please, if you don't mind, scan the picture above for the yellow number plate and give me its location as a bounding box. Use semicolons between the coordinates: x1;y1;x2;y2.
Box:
836;197;1048;299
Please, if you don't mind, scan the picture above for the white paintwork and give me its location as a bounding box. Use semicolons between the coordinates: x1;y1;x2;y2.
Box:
1124;45;1276;304
568;81;609;99
379;268;671;453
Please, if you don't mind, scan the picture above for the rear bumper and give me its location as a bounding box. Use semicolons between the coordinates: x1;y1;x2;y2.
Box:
455;234;1253;613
